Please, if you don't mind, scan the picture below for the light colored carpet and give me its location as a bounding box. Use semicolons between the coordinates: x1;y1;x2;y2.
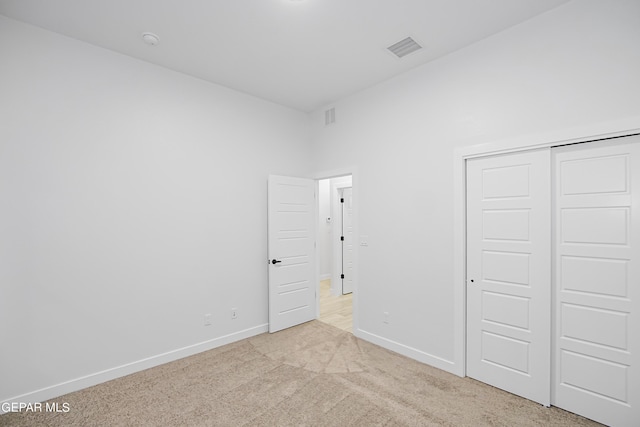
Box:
0;321;601;426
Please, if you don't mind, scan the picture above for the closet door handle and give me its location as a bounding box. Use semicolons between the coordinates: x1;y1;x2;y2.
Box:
271;259;282;264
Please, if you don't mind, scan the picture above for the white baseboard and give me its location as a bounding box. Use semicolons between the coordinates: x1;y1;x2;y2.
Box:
0;324;268;414
320;273;331;281
354;328;458;376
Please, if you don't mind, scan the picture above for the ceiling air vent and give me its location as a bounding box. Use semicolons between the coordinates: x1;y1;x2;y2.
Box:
387;36;422;58
325;107;336;126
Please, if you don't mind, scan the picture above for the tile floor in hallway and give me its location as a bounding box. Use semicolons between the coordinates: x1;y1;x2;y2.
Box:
318;279;353;333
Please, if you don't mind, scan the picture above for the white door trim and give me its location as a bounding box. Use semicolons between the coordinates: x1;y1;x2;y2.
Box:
313;167;359;335
452;118;640;377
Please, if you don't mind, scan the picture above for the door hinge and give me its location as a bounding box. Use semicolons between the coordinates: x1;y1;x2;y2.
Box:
340;198;344;203
340;236;344;241
341;274;345;279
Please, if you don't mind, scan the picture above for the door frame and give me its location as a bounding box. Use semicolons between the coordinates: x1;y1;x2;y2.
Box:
314;167;359;334
452;118;640;377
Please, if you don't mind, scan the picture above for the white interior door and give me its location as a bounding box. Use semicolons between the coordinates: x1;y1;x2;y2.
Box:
331;176;353;296
268;175;316;333
466;149;551;406
342;187;354;294
553;137;640;426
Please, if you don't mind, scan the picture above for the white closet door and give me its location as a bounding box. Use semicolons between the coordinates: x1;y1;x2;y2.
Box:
467;149;551;406
553;137;640;426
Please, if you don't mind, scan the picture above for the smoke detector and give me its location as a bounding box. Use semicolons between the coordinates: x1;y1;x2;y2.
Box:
387;37;422;58
142;32;160;46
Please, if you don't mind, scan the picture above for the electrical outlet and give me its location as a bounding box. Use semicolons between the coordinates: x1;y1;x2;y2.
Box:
383;311;390;324
231;308;238;320
204;314;212;326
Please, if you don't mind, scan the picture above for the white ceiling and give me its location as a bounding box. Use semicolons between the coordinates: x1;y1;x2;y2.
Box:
0;0;570;112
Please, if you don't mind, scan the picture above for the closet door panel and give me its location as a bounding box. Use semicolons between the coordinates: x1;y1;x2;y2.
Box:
553;136;640;427
467;149;551;406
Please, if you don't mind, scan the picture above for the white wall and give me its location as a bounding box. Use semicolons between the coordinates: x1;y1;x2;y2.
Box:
311;0;640;371
0;16;311;403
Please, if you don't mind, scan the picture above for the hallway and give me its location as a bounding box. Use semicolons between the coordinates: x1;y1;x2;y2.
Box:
318;280;352;333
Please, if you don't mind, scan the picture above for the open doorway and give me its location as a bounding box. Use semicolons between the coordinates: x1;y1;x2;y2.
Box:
317;175;353;333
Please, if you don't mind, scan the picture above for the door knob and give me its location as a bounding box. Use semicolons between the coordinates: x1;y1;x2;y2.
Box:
271;259;282;264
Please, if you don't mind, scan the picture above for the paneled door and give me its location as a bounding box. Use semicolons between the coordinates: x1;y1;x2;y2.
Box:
268;175;316;333
553;137;639;426
466;149;551;406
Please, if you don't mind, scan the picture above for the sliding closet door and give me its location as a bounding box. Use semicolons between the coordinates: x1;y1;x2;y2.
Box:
553;136;639;426
467;149;551;406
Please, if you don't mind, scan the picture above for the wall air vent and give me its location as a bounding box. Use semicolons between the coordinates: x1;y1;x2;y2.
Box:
325;107;336;126
387;36;422;58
